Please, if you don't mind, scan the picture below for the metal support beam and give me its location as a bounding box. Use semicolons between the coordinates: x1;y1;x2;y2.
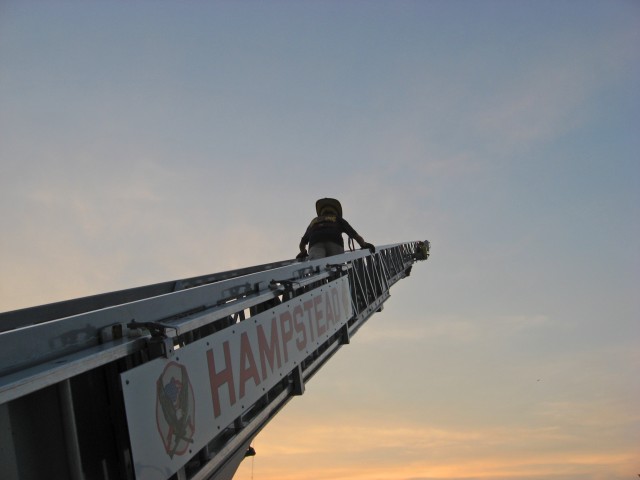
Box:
59;379;84;480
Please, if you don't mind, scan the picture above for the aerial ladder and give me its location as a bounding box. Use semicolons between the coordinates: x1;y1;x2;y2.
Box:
0;240;430;480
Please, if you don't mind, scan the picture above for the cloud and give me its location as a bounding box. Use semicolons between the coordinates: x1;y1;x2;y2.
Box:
467;22;640;157
355;313;551;346
241;413;638;480
535;399;640;430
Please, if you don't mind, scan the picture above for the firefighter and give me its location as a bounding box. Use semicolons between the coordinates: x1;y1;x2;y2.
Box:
297;198;375;260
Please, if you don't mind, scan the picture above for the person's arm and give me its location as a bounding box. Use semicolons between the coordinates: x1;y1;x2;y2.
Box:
297;223;312;259
341;219;375;253
354;234;375;253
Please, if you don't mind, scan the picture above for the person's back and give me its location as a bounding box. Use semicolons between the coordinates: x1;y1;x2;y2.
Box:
297;198;375;260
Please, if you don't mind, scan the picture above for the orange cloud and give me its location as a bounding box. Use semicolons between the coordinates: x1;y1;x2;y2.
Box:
235;414;638;480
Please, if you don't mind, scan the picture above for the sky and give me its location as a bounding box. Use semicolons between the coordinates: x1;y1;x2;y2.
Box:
1;1;639;479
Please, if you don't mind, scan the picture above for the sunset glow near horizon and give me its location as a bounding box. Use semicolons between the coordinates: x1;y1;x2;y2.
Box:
1;1;638;479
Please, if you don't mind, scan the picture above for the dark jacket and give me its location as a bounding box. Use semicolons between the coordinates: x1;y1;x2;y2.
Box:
301;215;360;248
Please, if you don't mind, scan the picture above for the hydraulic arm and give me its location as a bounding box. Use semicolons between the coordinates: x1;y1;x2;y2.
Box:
0;240;429;480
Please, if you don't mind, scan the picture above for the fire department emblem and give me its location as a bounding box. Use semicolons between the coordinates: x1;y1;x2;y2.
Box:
156;361;195;458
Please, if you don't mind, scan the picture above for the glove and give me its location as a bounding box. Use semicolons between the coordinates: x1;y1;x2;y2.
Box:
363;243;376;253
296;250;308;260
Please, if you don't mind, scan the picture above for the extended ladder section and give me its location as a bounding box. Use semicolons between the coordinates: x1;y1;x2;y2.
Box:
0;240;429;480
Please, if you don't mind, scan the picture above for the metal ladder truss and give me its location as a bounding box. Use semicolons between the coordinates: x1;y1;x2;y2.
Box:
0;240;429;480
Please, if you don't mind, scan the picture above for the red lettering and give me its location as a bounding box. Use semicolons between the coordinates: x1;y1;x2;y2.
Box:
257;317;282;380
207;342;235;418
303;299;315;342
314;295;325;336
325;291;335;329
239;332;260;398
279;311;294;362
293;304;307;351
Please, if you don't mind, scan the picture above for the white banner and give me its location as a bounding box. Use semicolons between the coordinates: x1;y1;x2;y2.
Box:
121;276;353;480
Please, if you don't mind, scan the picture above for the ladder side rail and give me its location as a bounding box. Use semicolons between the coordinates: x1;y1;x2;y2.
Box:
345;255;387;328
0;266;338;405
389;242;414;282
0;259;298;333
377;248;394;293
0;259;337;378
362;256;379;302
361;256;379;305
348;258;369;317
377;244;410;294
381;244;402;279
369;255;386;299
395;244;407;276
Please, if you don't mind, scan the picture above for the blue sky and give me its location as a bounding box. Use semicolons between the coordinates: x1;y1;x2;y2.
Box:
1;1;639;479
